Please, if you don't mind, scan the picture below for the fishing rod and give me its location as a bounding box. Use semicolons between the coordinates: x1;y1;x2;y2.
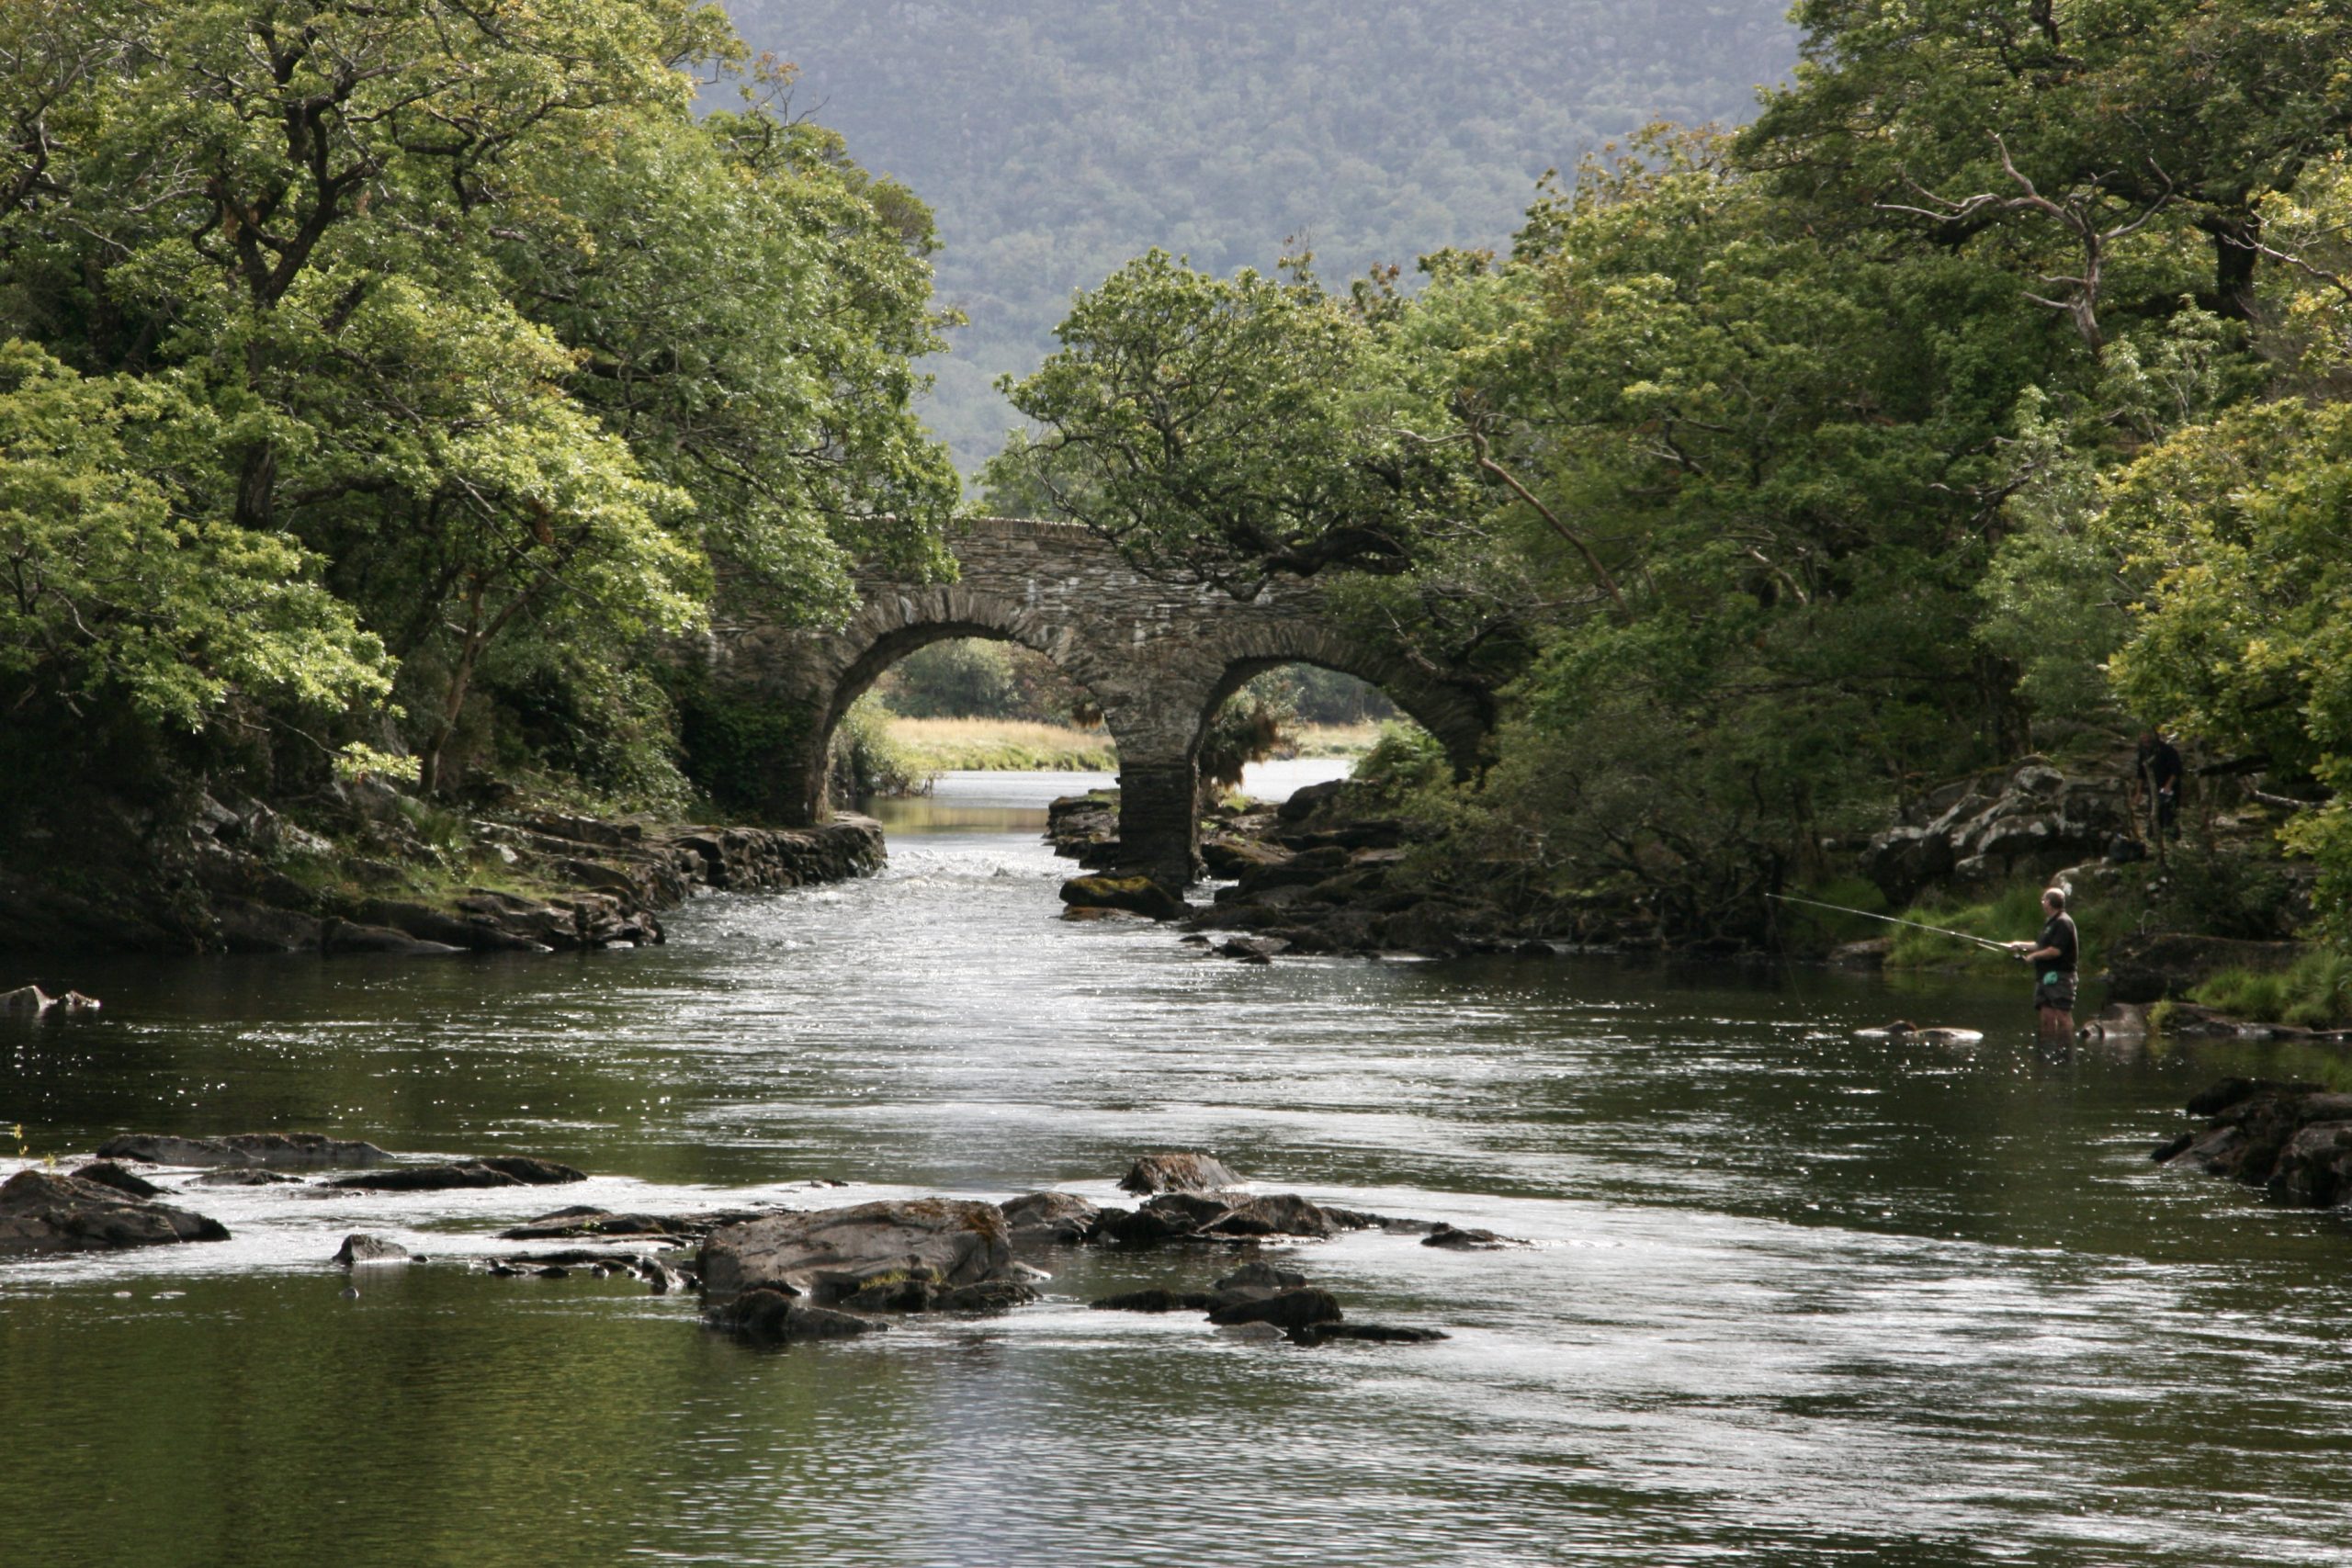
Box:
1765;892;2016;953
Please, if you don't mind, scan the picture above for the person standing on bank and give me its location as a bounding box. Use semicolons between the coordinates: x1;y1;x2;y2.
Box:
2009;887;2078;1039
2135;730;2184;840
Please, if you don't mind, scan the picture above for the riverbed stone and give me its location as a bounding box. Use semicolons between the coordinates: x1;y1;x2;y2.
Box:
326;1156;586;1191
499;1205;758;1242
998;1190;1104;1247
1421;1223;1516;1250
334;1233;412;1267
1212;1261;1309;1298
69;1162;163;1199
719;1290;887;1341
2156;1078;2352;1207
698;1198;1020;1314
1060;874;1188;921
1092;1287;1219;1313
96;1132;392;1169
1205;1286;1344;1332
0;1168;229;1255
1117;1152;1241;1194
1199;1193;1342;1239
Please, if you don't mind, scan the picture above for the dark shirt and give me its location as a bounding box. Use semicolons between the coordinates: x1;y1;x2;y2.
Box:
2137;739;2183;792
2038;913;2078;976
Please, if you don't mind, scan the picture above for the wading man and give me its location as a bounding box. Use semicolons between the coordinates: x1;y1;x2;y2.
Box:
2009;887;2078;1039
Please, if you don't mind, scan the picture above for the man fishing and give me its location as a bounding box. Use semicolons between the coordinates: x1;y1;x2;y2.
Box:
2008;886;2078;1039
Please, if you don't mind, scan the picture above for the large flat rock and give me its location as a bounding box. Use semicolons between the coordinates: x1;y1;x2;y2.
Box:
96;1132;391;1169
700;1198;1016;1311
0;1168;230;1256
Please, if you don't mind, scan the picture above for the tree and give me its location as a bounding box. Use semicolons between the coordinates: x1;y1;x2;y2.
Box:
0;1;958;796
0;339;387;734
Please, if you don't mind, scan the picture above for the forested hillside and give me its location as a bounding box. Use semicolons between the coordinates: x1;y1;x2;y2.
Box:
726;0;1796;468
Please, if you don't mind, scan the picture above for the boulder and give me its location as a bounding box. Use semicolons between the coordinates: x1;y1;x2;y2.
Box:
69;1162;163;1199
1276;779;1351;824
2155;1078;2352;1206
1293;1323;1450;1346
1117;1152;1242;1194
1862;762;2129;904
326;1156;586;1191
2268;1123;2352;1207
1091;1288;1218;1313
1059;875;1188;921
96;1132;392;1169
698;1198;1020;1314
333;1234;412;1267
718;1289;888;1342
498;1206;754;1242
998;1190;1104;1247
1199;1193;1342;1239
188;1168;304;1187
321;919;465;957
0;1168;229;1255
1205;1287;1344;1332
1209;1261;1309;1304
1421;1224;1515;1250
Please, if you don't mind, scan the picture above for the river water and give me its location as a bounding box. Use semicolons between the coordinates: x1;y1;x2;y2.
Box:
6;768;2352;1567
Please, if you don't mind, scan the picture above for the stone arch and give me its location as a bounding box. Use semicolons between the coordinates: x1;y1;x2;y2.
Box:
1185;621;1493;777
794;584;1127;822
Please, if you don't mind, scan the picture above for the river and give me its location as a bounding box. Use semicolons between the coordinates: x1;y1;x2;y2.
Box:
5;768;2351;1566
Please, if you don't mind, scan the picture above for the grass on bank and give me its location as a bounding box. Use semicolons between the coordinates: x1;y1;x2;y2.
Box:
1776;876;2121;975
2189;949;2352;1029
884;716;1119;773
1882;882;2122;975
1283;722;1385;759
876;716;1383;777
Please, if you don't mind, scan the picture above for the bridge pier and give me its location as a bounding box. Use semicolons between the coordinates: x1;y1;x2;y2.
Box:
1114;757;1204;884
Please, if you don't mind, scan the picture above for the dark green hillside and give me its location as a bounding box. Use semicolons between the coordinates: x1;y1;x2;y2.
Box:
727;0;1796;468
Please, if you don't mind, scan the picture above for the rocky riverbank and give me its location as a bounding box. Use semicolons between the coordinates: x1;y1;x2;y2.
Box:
0;779;884;956
2156;1078;2352;1206
1052;781;1567;959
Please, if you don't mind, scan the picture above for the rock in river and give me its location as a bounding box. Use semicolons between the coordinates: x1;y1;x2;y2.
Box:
998;1190;1104;1247
2155;1077;2352;1206
0;1168;230;1256
325;1156;586;1191
699;1198;1034;1333
96;1132;391;1169
333;1233;411;1267
1059;875;1188;921
1117;1152;1242;1195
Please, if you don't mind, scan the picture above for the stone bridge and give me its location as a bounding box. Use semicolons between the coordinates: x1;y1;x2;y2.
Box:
702;517;1494;880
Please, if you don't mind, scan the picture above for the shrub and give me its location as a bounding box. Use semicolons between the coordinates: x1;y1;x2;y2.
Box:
830;694;928;799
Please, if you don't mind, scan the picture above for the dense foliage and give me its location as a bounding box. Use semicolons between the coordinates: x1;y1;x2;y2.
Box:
727;0;1797;470
0;0;955;807
990;1;2352;942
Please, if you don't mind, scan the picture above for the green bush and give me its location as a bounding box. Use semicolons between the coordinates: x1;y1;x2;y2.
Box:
1352;720;1447;794
830;694;927;799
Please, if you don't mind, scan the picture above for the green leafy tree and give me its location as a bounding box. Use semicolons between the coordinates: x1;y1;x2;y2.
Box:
0;0;957;797
0;339;387;732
